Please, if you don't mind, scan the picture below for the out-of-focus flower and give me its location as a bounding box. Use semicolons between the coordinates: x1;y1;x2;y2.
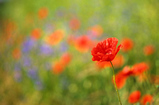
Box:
88;25;103;37
96;54;125;69
121;38;133;52
74;35;92;53
22;38;36;53
38;7;48;20
132;62;149;75
91;37;122;62
35;80;43;90
40;43;53;55
12;48;21;59
143;45;155;56
52;52;71;74
45;29;64;46
114;71;127;89
60;53;72;66
96;61;110;69
121;66;133;77
141;94;153;105
52;61;65;74
128;90;141;104
31;28;41;40
138;73;148;82
4;20;16;40
112;54;125;68
69;18;80;30
150;75;159;85
28;69;38;80
22;56;31;67
113;66;133;89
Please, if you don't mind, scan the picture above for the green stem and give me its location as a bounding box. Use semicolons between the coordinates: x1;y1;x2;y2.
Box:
110;61;122;105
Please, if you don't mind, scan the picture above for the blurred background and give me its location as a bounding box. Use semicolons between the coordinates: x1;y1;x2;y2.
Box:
0;0;159;105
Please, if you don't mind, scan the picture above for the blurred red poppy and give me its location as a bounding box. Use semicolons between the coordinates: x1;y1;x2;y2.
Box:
128;90;141;104
114;71;127;89
141;94;153;105
96;54;124;69
12;48;21;60
143;45;155;56
91;37;122;62
89;25;103;37
121;66;133;77
132;62;149;75
52;61;64;74
96;61;110;69
52;53;71;74
121;38;133;52
138;73;148;82
112;54;125;68
38;7;48;20
69;18;80;30
4;20;16;40
113;66;132;89
60;53;72;66
46;29;64;46
150;75;159;85
74;35;92;53
31;28;41;40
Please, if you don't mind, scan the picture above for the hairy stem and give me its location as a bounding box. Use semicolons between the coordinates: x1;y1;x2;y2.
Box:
110;61;122;105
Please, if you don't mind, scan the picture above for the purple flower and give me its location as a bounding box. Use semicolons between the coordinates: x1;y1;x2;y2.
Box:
40;44;53;55
35;80;43;90
22;37;36;53
22;56;31;67
28;69;38;80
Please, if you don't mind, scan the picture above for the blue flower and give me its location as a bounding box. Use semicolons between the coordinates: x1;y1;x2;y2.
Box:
40;43;53;55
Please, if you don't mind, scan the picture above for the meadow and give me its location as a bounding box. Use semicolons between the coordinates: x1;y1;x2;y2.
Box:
0;0;159;105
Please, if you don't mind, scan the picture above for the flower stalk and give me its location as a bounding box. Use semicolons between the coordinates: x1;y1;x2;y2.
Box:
110;61;122;105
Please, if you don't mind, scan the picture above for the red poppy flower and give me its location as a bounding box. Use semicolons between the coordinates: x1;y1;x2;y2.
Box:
112;66;133;89
112;54;125;68
52;53;71;74
60;53;72;66
91;37;122;62
96;54;125;69
74;35;92;53
4;20;16;40
52;61;64;74
45;29;64;46
38;7;48;20
122;66;133;77
143;45;155;56
132;62;149;75
12;48;21;60
89;25;103;37
128;90;141;104
114;72;127;89
31;28;41;40
96;61;111;69
141;94;153;105
121;38;133;52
